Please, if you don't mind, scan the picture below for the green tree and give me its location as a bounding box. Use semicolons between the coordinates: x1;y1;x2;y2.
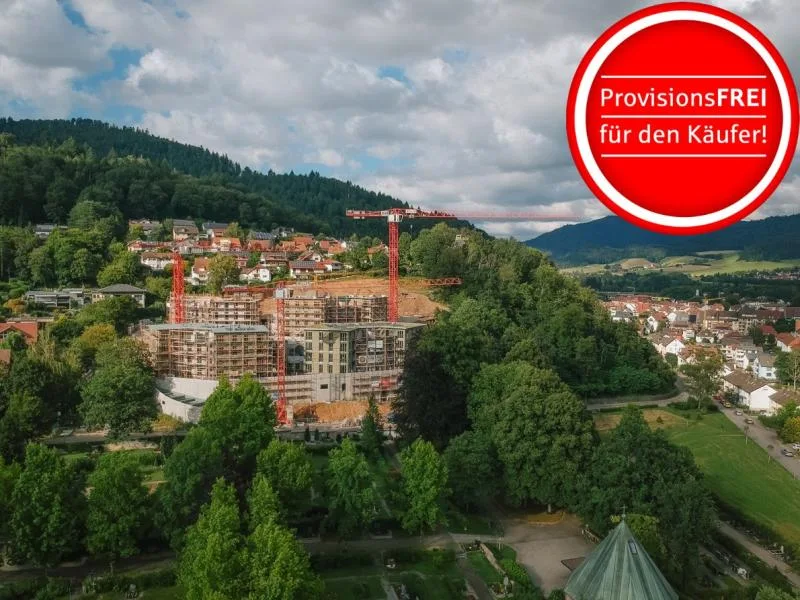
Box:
157;427;224;549
11;444;85;567
68;323;117;372
178;478;245;600
86;452;150;568
246;475;281;530
326;439;375;537
443;431;499;510
610;513;666;566
200;375;276;486
776;350;800;390
399;439;449;534
782;416;800;443
360;396;383;458
680;351;723;408
246;518;324;600
0;459;21;541
76;296;140;334
0;392;45;462
97;251;144;287
79;338;156;438
256;440;313;519
470;363;596;511
245;475;323;599
207;254;240;293
224;222;244;239
755;586;797;600
578;406;716;586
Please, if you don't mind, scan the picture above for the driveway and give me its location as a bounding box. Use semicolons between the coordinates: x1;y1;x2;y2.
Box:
721;407;800;479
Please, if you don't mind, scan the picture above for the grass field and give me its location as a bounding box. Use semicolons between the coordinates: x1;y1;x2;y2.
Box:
562;251;800;278
595;409;800;545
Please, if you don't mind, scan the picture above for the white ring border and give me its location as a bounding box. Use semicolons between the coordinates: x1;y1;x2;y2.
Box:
574;9;793;228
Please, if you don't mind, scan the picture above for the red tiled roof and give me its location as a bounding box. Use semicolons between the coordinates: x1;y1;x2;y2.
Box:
0;321;37;343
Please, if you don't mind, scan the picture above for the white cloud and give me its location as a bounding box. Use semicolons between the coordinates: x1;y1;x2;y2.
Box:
0;0;798;238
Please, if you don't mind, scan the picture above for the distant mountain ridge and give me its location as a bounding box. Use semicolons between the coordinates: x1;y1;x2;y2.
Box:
526;214;800;264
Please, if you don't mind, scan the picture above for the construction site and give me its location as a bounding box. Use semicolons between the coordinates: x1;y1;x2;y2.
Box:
144;276;440;427
146;207;568;428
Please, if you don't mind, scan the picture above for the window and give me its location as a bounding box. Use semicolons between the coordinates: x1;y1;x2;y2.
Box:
318;342;323;351
328;353;333;363
341;383;346;391
318;364;323;373
339;365;347;373
320;384;328;390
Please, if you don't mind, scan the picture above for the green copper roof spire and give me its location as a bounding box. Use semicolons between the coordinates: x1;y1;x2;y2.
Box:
564;520;678;600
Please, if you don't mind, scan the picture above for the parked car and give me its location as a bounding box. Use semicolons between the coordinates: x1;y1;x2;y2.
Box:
792;443;800;451
744;418;755;424
723;402;733;408
735;410;743;416
782;449;795;457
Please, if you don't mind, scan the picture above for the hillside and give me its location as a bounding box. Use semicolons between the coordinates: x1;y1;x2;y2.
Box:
527;214;800;264
0;118;469;238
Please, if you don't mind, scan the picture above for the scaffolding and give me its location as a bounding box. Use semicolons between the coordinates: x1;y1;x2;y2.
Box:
143;323;276;379
181;295;261;326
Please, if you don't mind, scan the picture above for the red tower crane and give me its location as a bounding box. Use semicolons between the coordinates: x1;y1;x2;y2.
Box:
170;251;185;324
274;280;289;426
346;208;574;322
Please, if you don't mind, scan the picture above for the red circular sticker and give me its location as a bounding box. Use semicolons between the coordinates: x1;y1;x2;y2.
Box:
566;2;799;235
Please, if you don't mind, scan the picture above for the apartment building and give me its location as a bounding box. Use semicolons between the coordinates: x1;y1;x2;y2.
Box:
182;295;262;326
303;322;424;375
143;323;275;380
283;293;389;337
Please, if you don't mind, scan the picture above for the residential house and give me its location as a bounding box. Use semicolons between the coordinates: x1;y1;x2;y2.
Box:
0;321;38;345
34;224;67;239
128;219;160;237
140;252;173;271
610;308;635;323
653;334;685;357
722;371;778;414
260;251;291;270
212;237;242;252
172;219;199;241
769;389;800;412
240;265;272;283
646;312;667;333
367;244;388;257
127;240;167;253
92;284;147;308
667;310;691;328
776;333;800;353
289;260;326;279
247;238;274;252
751;353;777;381
24;289;87;308
190;258;210;286
202;222;229;238
322;260;344;272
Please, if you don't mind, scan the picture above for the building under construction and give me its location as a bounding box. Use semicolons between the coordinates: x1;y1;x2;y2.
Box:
303;322;423;374
143;323;276;380
180;295;262;326
283;292;388;337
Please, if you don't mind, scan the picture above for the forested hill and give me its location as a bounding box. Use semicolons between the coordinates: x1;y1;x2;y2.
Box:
0;117;466;238
527;214;800;264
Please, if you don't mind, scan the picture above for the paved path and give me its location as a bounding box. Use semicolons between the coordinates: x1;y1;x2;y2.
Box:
720;407;800;479
719;522;800;589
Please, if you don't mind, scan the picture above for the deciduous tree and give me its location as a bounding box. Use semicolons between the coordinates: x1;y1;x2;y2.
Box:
326;439;375;538
207;254;240;294
79;338;156;438
399;439;449;534
256;440;313;519
178;479;245;600
360;395;383;459
10;444;85;567
443;430;498;510
86;452;150;567
776;350;800;390
680;351;723;408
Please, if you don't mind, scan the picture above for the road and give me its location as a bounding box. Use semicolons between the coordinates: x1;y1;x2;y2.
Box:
586;377;688;412
718;522;800;589
721;407;800;479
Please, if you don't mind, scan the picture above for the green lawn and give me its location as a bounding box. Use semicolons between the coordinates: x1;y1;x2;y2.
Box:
658;411;800;545
466;551;502;587
323;575;385;599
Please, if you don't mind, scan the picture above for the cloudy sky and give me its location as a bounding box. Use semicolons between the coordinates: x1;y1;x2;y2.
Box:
1;0;798;238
